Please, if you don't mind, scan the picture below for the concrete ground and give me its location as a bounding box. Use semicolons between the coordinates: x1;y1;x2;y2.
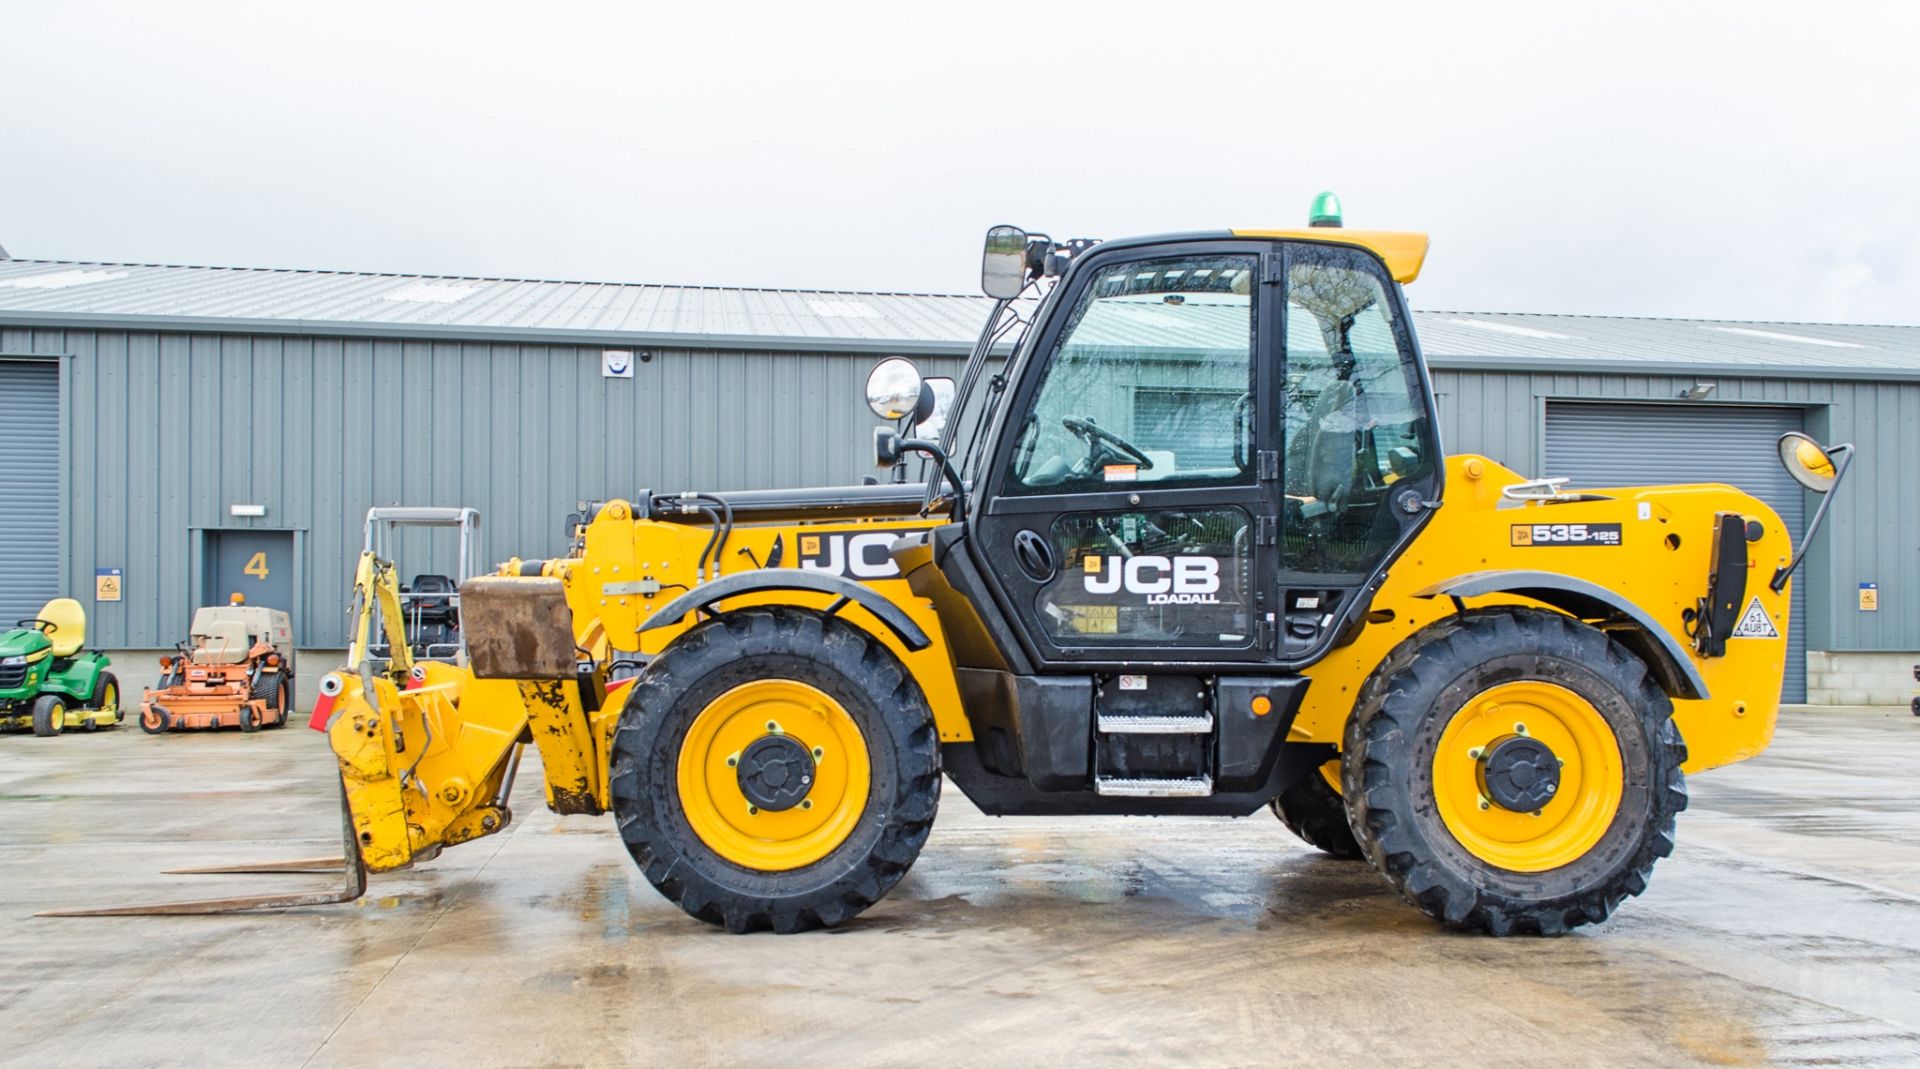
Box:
2;707;1917;1068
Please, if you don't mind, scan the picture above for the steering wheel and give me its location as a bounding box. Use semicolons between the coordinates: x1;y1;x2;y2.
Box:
1061;416;1155;470
15;618;56;634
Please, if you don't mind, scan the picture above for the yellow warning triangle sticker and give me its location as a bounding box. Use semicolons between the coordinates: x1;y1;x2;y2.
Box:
1730;596;1779;639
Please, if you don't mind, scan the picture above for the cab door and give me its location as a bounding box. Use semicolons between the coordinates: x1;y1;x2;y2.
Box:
1272;240;1442;660
968;240;1284;668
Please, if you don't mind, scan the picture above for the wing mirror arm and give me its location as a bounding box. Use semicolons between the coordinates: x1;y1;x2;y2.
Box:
875;429;967;524
1771;442;1853;594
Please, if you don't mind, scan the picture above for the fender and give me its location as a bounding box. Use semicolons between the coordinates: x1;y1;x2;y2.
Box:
1411;570;1709;701
638;570;932;652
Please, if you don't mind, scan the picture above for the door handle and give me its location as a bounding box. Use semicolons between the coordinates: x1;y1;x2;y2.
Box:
1012;530;1056;583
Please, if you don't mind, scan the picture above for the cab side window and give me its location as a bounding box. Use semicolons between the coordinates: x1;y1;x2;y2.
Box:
1281;245;1432;574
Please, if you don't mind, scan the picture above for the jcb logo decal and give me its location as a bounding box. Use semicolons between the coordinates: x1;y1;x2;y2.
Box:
1083;555;1220;605
1510;523;1622;547
799;531;910;580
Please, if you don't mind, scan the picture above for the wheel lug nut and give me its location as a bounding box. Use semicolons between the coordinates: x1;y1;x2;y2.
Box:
800;799;813;810
1514;722;1528;736
725;753;739;768
812;746;824;759
747;805;759;816
1468;747;1484;760
1478;798;1491;811
766;720;780;733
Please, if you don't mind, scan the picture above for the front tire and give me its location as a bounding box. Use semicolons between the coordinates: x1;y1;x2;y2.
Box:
31;695;66;737
610;607;941;933
1345;608;1687;936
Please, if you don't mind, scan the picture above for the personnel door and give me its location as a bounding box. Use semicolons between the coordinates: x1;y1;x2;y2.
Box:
972;242;1282;665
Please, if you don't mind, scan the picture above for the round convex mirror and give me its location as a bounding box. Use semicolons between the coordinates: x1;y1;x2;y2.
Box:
866;357;924;421
1777;431;1839;493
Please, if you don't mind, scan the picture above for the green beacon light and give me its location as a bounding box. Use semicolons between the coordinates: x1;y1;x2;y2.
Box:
1308;191;1343;228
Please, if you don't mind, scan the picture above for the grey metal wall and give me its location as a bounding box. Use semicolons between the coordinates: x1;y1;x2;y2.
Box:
1433;367;1917;653
0;326;962;649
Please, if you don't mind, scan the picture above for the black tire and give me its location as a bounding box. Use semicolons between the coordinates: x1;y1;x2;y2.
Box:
142;705;171;735
237;703;259;733
1269;761;1362;859
85;672;122;728
31;695;65;737
1344;608;1687;936
610;606;941;933
268;677;292;728
252;671;289;728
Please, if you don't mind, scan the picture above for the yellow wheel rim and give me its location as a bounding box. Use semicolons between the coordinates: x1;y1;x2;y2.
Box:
1432;681;1624;873
676;679;870;872
99;683;118;718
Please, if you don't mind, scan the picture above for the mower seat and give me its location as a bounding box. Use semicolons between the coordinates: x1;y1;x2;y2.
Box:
191;620;251;665
38;598;87;658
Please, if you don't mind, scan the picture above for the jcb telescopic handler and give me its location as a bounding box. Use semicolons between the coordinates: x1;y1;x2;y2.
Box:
55;199;1850;936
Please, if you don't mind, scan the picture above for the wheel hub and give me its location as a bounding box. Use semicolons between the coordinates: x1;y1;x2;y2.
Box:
736;734;816;812
1478;735;1561;812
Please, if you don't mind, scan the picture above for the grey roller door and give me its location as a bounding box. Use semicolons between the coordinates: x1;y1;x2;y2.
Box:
1545;402;1806;703
0;361;60;625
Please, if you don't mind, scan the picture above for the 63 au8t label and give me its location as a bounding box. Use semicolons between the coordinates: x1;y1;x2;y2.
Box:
1510;522;1622;547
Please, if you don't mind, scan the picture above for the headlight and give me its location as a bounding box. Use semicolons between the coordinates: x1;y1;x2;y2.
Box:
0;656;24;667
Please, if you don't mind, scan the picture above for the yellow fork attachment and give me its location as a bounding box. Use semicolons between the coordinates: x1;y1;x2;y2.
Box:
41;574;608;917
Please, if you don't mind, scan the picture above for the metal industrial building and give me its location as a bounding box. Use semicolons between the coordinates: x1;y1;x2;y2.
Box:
3;255;1917;703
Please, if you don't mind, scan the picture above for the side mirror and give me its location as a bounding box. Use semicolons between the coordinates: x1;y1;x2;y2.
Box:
1770;432;1855;593
914;376;955;439
865;357;924;421
1778;431;1844;493
981;225;1028;299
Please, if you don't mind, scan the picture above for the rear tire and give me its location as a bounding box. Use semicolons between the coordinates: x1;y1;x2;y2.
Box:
610;607;941;933
1345;608;1687;936
1269;760;1361;859
31;695;65;737
85;672;121;728
252;672;290;727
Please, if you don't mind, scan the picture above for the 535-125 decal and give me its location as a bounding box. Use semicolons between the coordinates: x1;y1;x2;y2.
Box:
1510;522;1623;547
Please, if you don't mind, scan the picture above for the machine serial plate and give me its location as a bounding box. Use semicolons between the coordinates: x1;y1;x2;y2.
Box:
1510;523;1622;547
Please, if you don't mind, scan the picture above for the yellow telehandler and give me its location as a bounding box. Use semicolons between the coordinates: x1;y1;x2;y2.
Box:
55;199;1851;936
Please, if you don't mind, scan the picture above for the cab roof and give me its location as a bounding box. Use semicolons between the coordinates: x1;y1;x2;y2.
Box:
1229;229;1430;284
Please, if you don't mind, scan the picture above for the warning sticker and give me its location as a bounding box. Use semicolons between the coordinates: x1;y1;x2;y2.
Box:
1729;596;1780;639
1103;464;1138;482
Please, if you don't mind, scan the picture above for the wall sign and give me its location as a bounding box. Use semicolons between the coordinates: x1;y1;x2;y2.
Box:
95;567;123;602
1859;582;1878;611
602;349;634;378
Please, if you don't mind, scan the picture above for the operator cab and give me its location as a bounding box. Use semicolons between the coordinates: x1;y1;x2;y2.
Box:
869;202;1443;807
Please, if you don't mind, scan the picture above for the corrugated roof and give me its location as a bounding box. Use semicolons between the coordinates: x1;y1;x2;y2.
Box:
1;257;1916;376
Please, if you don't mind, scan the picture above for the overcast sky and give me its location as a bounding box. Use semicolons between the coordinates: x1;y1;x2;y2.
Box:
4;2;1916;323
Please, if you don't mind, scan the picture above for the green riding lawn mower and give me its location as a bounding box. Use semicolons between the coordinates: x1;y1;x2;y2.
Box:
0;598;120;736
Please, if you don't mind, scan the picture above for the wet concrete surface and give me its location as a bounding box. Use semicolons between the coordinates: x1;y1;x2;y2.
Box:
2;706;1917;1068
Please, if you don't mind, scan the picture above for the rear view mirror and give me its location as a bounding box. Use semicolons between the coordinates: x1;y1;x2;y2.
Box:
981;225;1028;299
1778;432;1845;493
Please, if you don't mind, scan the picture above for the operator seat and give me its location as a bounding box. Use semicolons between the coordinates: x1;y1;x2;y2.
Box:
192;620;252;665
1302;378;1362;515
409;575;457;625
38;598;87;659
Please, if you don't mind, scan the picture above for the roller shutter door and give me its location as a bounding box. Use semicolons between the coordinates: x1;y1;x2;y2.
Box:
0;361;60;625
1545;402;1806;703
